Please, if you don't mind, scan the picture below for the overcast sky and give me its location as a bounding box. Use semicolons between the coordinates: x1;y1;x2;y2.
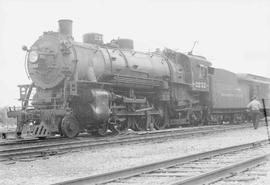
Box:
0;0;270;106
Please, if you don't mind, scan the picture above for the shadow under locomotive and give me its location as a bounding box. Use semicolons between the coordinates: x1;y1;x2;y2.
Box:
7;19;270;138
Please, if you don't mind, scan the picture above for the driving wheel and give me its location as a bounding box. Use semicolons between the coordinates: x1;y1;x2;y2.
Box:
153;114;166;130
134;116;147;131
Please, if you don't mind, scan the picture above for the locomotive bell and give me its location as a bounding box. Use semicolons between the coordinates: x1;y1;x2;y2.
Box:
58;19;73;37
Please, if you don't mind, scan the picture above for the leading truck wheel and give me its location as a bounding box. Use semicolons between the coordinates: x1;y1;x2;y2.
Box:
61;115;79;138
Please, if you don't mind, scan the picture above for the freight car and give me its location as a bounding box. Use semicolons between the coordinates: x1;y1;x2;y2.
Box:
7;19;270;138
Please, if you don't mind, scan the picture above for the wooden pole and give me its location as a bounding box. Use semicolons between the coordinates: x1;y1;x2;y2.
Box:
262;99;270;144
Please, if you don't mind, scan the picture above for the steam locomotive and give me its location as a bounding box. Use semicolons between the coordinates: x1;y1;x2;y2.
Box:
7;20;270;138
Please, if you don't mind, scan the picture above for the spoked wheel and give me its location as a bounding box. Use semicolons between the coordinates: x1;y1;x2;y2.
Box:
116;118;130;132
57;117;64;136
61;115;80;138
189;111;202;126
134;116;147;131
153;114;167;130
129;117;138;131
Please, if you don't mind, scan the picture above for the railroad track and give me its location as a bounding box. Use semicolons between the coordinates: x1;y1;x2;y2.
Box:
0;124;248;146
0;124;252;162
211;156;270;185
52;139;270;185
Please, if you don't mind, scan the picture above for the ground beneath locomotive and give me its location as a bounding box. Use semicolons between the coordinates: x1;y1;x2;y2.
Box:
1;125;270;185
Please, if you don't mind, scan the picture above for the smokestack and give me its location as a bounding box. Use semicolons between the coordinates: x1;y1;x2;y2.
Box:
58;19;73;37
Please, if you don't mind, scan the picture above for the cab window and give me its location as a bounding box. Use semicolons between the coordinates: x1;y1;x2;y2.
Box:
198;65;207;79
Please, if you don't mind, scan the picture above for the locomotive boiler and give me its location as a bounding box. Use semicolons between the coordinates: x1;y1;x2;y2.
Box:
7;19;216;138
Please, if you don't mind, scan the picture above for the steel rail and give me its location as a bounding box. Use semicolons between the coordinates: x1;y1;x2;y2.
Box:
170;153;270;185
0;124;251;161
51;139;269;185
1;124;251;148
0;124;250;146
0;135;70;146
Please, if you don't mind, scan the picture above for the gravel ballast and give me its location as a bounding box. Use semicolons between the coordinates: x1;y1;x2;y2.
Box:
1;125;270;185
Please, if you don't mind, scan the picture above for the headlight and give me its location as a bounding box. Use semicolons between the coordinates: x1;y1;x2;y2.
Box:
28;51;39;63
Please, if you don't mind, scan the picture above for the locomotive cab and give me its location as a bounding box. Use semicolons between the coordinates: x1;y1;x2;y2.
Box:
168;51;212;125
